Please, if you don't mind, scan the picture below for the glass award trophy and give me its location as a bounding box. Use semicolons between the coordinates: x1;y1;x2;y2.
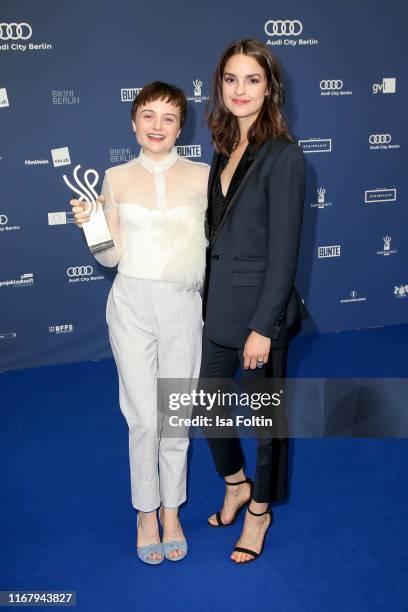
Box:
63;165;114;254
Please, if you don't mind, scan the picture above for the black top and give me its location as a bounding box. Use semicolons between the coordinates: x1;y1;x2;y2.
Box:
208;143;257;242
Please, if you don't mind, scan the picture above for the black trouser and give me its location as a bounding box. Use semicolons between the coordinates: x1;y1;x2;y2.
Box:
199;326;289;503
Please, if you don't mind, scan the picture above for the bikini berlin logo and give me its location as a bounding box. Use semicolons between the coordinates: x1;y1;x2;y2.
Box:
264;19;319;47
63;165;100;214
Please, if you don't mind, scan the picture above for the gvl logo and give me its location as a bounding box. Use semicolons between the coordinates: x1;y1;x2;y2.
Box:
176;145;202;158
372;78;396;94
0;88;9;108
394;285;408;298
299;138;332;153
311;187;332;209
365;188;396;203
318;245;341;258
51;146;71;167
121;88;142;102
377;235;397;256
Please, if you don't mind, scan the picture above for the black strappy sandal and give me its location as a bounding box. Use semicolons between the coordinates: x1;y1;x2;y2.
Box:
208;477;253;527
232;505;274;563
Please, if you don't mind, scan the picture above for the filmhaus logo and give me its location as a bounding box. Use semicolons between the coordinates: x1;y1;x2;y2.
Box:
318;245;341;258
51;89;79;105
176;145;202;158
0;87;9;108
187;80;210;103
369;133;400;151
0;22;53;52
299;138;332;153
394;285;408;298
0;273;34;288
320;80;352;97
51;147;71;168
365;188;397;204
0;214;21;232
372;78;396;94
310;187;332;209
49;324;74;334
377;235;397;257
340;290;367;304
110;147;136;163
121;88;142;102
66;266;104;283
264;19;319;47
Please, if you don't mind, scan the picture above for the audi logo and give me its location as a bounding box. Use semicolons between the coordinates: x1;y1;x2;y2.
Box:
67;266;93;277
320;80;343;90
369;134;391;144
264;20;303;36
0;22;32;40
0;215;8;225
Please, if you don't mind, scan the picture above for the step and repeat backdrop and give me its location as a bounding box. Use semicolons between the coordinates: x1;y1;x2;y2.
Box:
0;0;406;371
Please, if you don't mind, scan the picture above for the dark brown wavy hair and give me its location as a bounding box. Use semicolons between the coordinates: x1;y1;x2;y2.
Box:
207;38;291;155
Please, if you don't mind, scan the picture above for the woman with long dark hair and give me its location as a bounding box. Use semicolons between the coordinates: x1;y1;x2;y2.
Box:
201;38;308;563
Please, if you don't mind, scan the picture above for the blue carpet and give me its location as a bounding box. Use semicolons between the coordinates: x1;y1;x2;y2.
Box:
1;325;407;611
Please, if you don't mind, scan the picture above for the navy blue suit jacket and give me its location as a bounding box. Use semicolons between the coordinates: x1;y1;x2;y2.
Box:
202;135;309;348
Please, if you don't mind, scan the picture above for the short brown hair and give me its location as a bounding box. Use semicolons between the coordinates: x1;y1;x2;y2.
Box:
207;39;292;155
131;81;187;128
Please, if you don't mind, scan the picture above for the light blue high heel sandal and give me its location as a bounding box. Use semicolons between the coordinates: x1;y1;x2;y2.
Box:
159;506;188;562
136;514;164;565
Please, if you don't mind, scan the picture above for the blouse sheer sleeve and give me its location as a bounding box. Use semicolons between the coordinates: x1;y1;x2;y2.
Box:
92;170;122;268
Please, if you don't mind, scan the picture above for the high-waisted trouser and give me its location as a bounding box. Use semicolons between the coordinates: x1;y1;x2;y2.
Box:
199;326;289;503
106;273;202;512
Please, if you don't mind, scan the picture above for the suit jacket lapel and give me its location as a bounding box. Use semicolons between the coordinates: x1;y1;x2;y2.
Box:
211;142;267;245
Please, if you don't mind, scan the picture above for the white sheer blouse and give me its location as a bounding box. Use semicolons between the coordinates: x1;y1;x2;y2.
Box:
94;147;210;289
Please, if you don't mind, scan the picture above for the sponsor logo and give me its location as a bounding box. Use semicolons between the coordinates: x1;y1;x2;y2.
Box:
264;19;319;47
299;138;332;153
48;211;75;225
49;323;74;334
24;159;49;165
109;147;136;163
0;22;52;52
318;245;341;258
51;146;71;167
310;187;332;209
187;80;210;103
0;273;34;288
372;77;396;94
0;22;32;40
67;266;93;277
394;285;408;298
377;235;397;256
369;133;400;151
121;88;142;102
0;213;21;232
340;290;367;304
176;144;202;158
0;331;17;340
365;188;396;203
51;89;79;105
0;87;9;108
66;265;104;283
319;79;352;97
